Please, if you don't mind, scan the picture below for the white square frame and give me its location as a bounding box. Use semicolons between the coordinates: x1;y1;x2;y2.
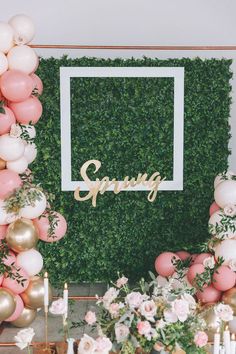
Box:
60;67;184;191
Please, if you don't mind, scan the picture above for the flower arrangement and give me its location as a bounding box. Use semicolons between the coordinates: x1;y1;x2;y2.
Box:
74;274;209;354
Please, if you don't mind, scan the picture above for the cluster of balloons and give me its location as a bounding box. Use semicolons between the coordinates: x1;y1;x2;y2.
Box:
0;14;67;328
155;171;236;333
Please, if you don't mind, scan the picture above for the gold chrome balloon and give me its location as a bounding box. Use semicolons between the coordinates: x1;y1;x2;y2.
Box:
222;287;236;314
6;218;38;253
0;288;16;321
21;276;53;309
199;304;221;341
0;158;6;170
11;307;37;327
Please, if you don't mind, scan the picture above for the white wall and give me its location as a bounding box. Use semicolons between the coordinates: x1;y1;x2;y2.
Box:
2;0;236;170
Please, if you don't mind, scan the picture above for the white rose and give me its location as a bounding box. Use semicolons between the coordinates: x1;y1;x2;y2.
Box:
49;298;67;316
224;204;236;218
102;287;119;309
114;323;129;343
171;298;190;322
203;256;216;269
78;334;97;354
10;123;22;138
181;293;196;311
139;300;157;322
214;303;233;322
163;309;178;323
15;328;35;350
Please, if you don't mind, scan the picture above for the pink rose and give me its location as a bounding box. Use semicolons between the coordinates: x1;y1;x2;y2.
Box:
139;300;157;322
214;303;233;322
194;331;208;348
115;323;129;343
116;276;128;288
95;336;112;353
49;298;67;316
84;311;97;325
137;321;156;340
224;204;236;217
102;287;119;309
126;292;146;309
171;299;190;322
109;303;120;318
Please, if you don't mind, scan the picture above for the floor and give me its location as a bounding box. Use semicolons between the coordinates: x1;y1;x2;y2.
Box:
0;283;107;354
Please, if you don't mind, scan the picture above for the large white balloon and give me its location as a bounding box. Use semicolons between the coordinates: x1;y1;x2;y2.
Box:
229;316;236;334
0;134;25;161
8;14;35;45
20;189;47;219
214;180;236;208
0;200;18;225
7;45;38;74
16;249;43;276
23;143;37;164
0;22;14;53
7;156;28;174
208;210;236;238
0;52;8;75
215;239;236;265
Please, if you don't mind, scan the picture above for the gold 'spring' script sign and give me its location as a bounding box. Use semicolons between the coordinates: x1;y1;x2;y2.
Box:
74;160;165;207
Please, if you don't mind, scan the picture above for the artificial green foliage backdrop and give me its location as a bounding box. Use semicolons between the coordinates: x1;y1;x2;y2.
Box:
34;57;232;285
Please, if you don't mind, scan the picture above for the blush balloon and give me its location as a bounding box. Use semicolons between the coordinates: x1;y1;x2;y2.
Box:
0;135;25;162
0;225;7;239
9;96;42;124
8;14;35;45
196;285;222;304
7;156;28;174
2;267;29;294
175;251;191;261
33;212;67;242
0;70;33;102
30;73;43;95
193;253;212;265
209;201;220;216
3;250;16;266
215;240;236;265
0;22;14;53
0;52;8;75
187;264;205;285
5;294;24;322
213;266;236;291
155;252;180;277
0;107;16;135
0;169;22;199
7;45;38;74
214;180;236;208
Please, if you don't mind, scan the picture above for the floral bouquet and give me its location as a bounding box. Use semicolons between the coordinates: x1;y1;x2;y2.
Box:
74;274;209;354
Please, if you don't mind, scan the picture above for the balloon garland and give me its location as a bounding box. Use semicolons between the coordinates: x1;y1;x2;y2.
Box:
0;14;67;327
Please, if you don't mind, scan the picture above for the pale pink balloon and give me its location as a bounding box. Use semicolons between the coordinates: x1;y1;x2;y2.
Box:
0;169;22;199
2;267;29;294
0;106;16;135
193;253;212;265
9;96;42;124
5;294;24;322
175;250;191;261
0;70;33;102
209;201;220;216
3;250;16;266
155;252;180;277
196;285;222;304
187;263;205;285
30;73;43;95
213;266;236;291
33;212;67;243
0;225;7;239
0;275;3;285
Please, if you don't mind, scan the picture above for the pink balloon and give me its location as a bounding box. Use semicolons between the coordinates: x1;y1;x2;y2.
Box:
0;275;3;286
190;254;198;265
187;263;205;285
0;106;16;135
2;267;29;294
0;70;33;102
209;201;220;216
175;250;191;261
9;96;42;124
213;266;236;291
155;252;180;277
0;225;7;239
2;250;16;266
0;169;22;199
5;294;24;322
33;212;67;243
196;284;222;304
30;73;43;95
193;253;212;265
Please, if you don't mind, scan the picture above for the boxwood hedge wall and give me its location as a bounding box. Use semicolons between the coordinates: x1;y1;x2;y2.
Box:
34;57;232;285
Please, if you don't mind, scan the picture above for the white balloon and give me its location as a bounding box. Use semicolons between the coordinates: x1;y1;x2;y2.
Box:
0;51;8;75
0;134;25;161
0;199;18;225
209;210;236;238
7;45;38;74
0;22;14;53
229;316;236;334
16;249;43;276
23;143;37;164
20;189;47;219
214;174;224;189
215;239;236;265
7;156;28;174
214;180;236;208
9;14;35;45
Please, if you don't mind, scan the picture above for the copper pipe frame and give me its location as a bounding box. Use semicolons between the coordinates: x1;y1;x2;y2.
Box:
52;296;97;300
30;44;236;51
